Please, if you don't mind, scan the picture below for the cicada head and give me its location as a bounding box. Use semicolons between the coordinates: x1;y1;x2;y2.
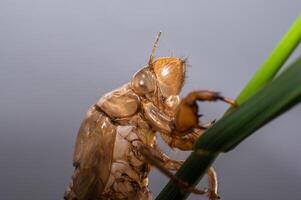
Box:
151;57;186;98
131;57;186;116
131;33;186;115
131;57;186;96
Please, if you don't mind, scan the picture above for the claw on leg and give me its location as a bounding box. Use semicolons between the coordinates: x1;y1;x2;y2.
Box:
217;96;237;107
199;119;216;129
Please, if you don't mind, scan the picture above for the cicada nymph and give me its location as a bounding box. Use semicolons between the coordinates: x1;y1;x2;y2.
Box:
64;32;235;200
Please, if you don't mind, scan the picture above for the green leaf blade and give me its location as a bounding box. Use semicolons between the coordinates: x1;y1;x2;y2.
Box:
195;56;301;152
156;54;301;200
236;15;301;105
156;15;301;200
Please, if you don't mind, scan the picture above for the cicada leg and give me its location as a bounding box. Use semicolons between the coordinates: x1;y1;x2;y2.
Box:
182;90;236;106
140;144;220;199
159;90;235;199
138;144;209;195
151;144;184;171
175;90;236;133
207;167;220;200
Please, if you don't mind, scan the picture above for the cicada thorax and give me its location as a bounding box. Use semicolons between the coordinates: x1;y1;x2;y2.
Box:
97;84;141;119
97;85;156;199
65;83;156;200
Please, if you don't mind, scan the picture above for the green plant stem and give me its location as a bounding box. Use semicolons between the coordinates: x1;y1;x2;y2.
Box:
156;55;301;200
156;15;301;200
235;15;301;105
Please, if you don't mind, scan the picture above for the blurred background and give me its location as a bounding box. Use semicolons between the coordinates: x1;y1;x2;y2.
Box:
1;1;301;199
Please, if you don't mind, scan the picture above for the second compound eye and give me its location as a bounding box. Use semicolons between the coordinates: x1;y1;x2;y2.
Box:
131;67;156;95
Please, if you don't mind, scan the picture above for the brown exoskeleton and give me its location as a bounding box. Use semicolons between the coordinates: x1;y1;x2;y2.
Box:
64;32;236;200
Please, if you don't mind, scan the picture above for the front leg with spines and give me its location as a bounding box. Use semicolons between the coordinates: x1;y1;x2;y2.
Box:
175;90;236;133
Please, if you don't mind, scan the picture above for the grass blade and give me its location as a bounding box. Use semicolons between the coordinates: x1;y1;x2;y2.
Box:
235;15;301;105
156;55;301;200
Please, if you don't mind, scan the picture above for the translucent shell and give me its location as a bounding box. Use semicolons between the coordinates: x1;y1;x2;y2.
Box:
97;84;140;118
71;107;117;199
131;67;156;95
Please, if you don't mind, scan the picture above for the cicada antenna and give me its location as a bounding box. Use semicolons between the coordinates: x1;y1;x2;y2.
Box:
147;31;162;108
148;31;162;66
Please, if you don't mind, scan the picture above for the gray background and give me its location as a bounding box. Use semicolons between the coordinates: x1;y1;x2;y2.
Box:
0;1;301;199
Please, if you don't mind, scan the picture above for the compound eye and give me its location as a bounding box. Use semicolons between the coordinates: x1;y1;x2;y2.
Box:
132;68;156;95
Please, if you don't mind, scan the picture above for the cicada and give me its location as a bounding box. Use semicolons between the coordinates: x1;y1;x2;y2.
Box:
64;32;235;200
